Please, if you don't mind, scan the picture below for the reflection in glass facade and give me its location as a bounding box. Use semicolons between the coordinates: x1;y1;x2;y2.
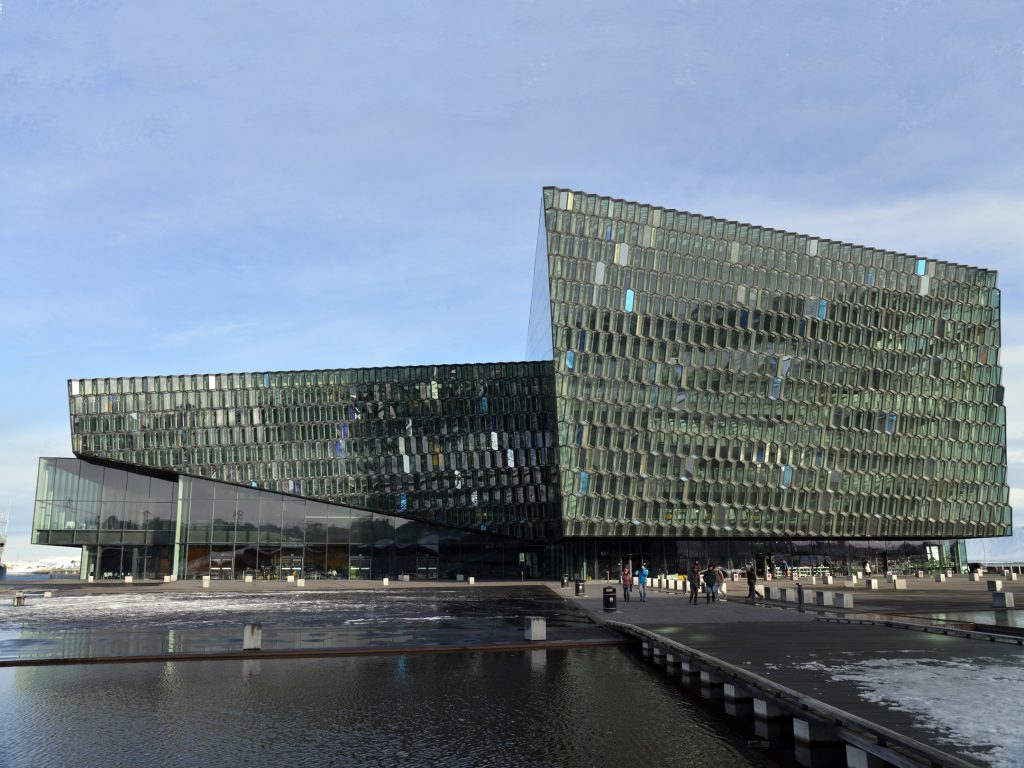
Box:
34;458;539;580
537;187;1010;544
32;187;1011;579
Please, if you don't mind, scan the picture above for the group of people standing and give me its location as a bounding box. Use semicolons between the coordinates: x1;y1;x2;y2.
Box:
619;562;649;602
686;562;727;603
619;562;762;604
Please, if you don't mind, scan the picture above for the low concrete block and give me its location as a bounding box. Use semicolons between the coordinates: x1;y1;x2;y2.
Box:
987;580;1003;592
382;577;389;586
468;576;476;585
892;579;907;590
1009;573;1020;582
124;575;133;584
754;697;789;739
846;744;886;768
286;574;295;583
834;592;854;609
969;572;982;582
935;573;947;583
700;670;724;701
843;580;858;589
822;574;835;585
865;578;881;590
679;660;701;687
243;574;253;583
814;590;832;607
296;578;305;587
651;647;664;664
916;570;925;578
665;653;681;667
202;575;211;589
524;616;546;641
164;575;173;583
945;569;953;577
43;591;52;598
456;574;464;581
243;622;262;651
993;591;1015;608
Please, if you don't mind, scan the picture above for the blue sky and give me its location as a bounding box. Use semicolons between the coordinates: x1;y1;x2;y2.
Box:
1;1;1022;562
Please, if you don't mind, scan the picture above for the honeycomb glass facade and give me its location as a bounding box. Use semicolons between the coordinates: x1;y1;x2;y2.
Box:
64;362;560;542
32;187;1011;580
536;187;1010;542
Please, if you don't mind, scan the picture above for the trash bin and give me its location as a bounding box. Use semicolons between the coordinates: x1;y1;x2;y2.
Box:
603;586;617;612
574;579;585;596
561;574;569;588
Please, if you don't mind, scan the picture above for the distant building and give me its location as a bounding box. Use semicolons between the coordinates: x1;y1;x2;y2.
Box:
33;187;1011;580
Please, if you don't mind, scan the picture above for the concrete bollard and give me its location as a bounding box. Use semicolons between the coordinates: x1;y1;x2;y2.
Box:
296;578;305;588
286;574;295;583
468;576;475;585
892;579;907;590
243;623;262;651
987;580;1003;592
524;616;546;641
993;592;1015;608
865;578;881;590
243;574;253;583
834;592;854;609
12;591;25;607
124;575;133;584
202;575;211;589
382;577;389;586
935;573;946;583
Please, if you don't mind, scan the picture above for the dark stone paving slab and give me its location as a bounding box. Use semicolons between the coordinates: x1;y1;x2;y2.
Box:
561;579;1024;766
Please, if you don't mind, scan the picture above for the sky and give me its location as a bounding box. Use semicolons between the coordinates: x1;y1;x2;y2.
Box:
1;1;1022;563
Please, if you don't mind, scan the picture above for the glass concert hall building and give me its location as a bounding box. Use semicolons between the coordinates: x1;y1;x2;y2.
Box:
33;187;1012;581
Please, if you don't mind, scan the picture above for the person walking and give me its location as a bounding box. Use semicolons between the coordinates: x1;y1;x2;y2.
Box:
620;567;632;602
714;564;727;602
746;565;759;600
688;561;701;604
703;563;718;603
637;562;649;602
